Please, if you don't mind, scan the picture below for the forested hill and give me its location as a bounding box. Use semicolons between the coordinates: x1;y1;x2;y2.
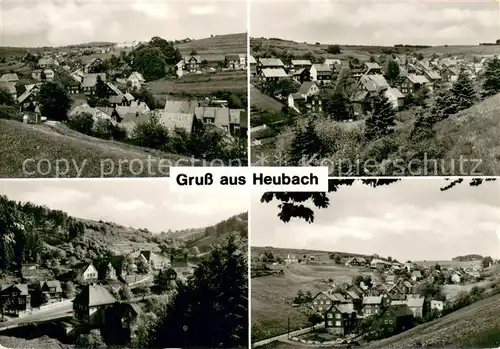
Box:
453;254;484;261
0;195;247;271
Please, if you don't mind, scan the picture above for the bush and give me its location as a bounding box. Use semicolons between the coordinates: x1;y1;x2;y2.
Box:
0;105;22;121
68;112;94;135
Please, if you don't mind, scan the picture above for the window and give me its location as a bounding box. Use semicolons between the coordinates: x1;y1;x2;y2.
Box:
325;300;330;304
318;306;322;311
335;313;341;319
319;106;322;112
384;320;388;324
389;320;393;324
335;321;341;327
313;300;318;304
320;300;324;304
327;313;333;318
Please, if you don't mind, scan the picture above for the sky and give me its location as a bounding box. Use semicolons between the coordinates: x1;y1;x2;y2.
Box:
0;179;248;232
251;179;500;262
250;0;500;46
0;0;246;47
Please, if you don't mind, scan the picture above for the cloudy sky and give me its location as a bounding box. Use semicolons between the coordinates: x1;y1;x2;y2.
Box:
0;0;246;47
0;179;247;232
252;179;500;261
251;0;500;46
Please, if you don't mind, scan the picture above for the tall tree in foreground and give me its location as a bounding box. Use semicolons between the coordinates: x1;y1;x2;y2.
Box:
482;57;500;97
451;68;476;110
143;234;248;348
288;119;325;166
326;89;351;121
37;82;71;121
364;89;396;141
261;178;495;223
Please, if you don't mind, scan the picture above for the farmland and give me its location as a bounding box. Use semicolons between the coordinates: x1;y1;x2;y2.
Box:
177;33;247;62
0;119;198;177
147;70;247;95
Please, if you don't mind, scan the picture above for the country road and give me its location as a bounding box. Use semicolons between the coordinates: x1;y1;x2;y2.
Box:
0;300;73;331
252;323;325;348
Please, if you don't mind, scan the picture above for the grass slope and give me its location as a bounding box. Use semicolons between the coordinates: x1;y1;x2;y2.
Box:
250;85;283;112
364;292;500;349
176;33;247;61
432;92;500;175
0;119;198;177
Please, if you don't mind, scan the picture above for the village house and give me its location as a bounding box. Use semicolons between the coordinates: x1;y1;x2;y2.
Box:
81;263;99;281
0;284;30;315
451;272;461;284
431;299;444;312
406;297;425;318
249;55;257;77
309;64;333;83
257;58;285;75
359;74;390;93
312;291;338;313
411;270;422;282
324;58;341;69
73;284;117;325
225;54;246;69
380;304;414;333
0;73;19;83
31;69;55;81
127;72;145;90
17;84;42;111
291;68;311;84
284;254;297;264
81;73;107;95
291;59;312;71
38;57;56;68
364;62;382;75
324;303;357;335
400;74;430;94
362;296;383;316
440;66;459;83
37;280;63;302
84;58;103;74
156;110;197;135
261;68;288;82
182;55;202;72
384;87;405;111
170;257;194;282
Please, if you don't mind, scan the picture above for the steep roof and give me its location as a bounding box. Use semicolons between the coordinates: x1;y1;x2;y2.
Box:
407;297;425;307
363;296;383;305
258;58;284;67
0;73;19;82
74;284;117;307
157;111;195;134
261;68;288;78
164;99;199;114
82;73;107;88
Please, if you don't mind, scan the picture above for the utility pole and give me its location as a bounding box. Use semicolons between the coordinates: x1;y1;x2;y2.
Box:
287;316;290;338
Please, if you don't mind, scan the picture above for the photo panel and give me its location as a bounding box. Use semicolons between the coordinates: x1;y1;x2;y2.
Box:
0;178;249;348
251;178;500;348
249;0;500;176
0;0;248;178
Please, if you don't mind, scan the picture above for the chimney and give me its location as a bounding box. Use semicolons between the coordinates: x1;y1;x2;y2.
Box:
135;112;139;118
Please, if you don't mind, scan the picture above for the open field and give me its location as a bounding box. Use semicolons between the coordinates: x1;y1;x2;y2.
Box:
176;33;246;61
251;262;369;342
250;85;283;112
251;37;500;59
363;292;500;349
416;260;482;268
0;119;197;177
147;70;247;94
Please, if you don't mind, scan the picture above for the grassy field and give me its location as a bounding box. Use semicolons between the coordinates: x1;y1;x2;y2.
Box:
363;292;500;349
250;85;283;112
0;335;70;349
417;260;482;268
147;70;247;94
176;33;246;62
251;261;369;342
0;119;198;177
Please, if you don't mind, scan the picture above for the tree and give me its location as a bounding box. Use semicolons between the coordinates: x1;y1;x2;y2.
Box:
482;256;493;268
326;89;351;121
451;68;476;110
288;120;325;166
131;115;170;150
142;234;247;348
64;281;76;298
308;312;323;327
385;59;400;82
68;112;94;135
136;257;150;274
119;285;133;301
0;89;16;106
430;87;457;122
410;108;435;141
261;178;495;223
364;88;396;141
37;82;71;121
94;76;109;100
134;47;167;81
482;57;500;97
75;329;106;349
325;45;341;54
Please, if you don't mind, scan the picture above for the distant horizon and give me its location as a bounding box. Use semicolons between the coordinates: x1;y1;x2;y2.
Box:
251;245;491;262
0;32;246;49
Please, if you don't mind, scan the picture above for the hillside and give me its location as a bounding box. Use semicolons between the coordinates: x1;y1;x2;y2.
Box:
176;33;246;61
430;92;500;175
0;119;201;177
364;292;500;348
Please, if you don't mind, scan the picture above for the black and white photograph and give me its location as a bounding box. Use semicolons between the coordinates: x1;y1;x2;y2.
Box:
249;0;500;176
0;179;248;349
0;0;248;178
251;178;500;348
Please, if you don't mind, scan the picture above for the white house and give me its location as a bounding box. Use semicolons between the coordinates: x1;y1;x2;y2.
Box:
32;69;55;81
430;300;444;312
127;72;145;89
384;87;405;111
284;254;297;264
81;264;98;280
